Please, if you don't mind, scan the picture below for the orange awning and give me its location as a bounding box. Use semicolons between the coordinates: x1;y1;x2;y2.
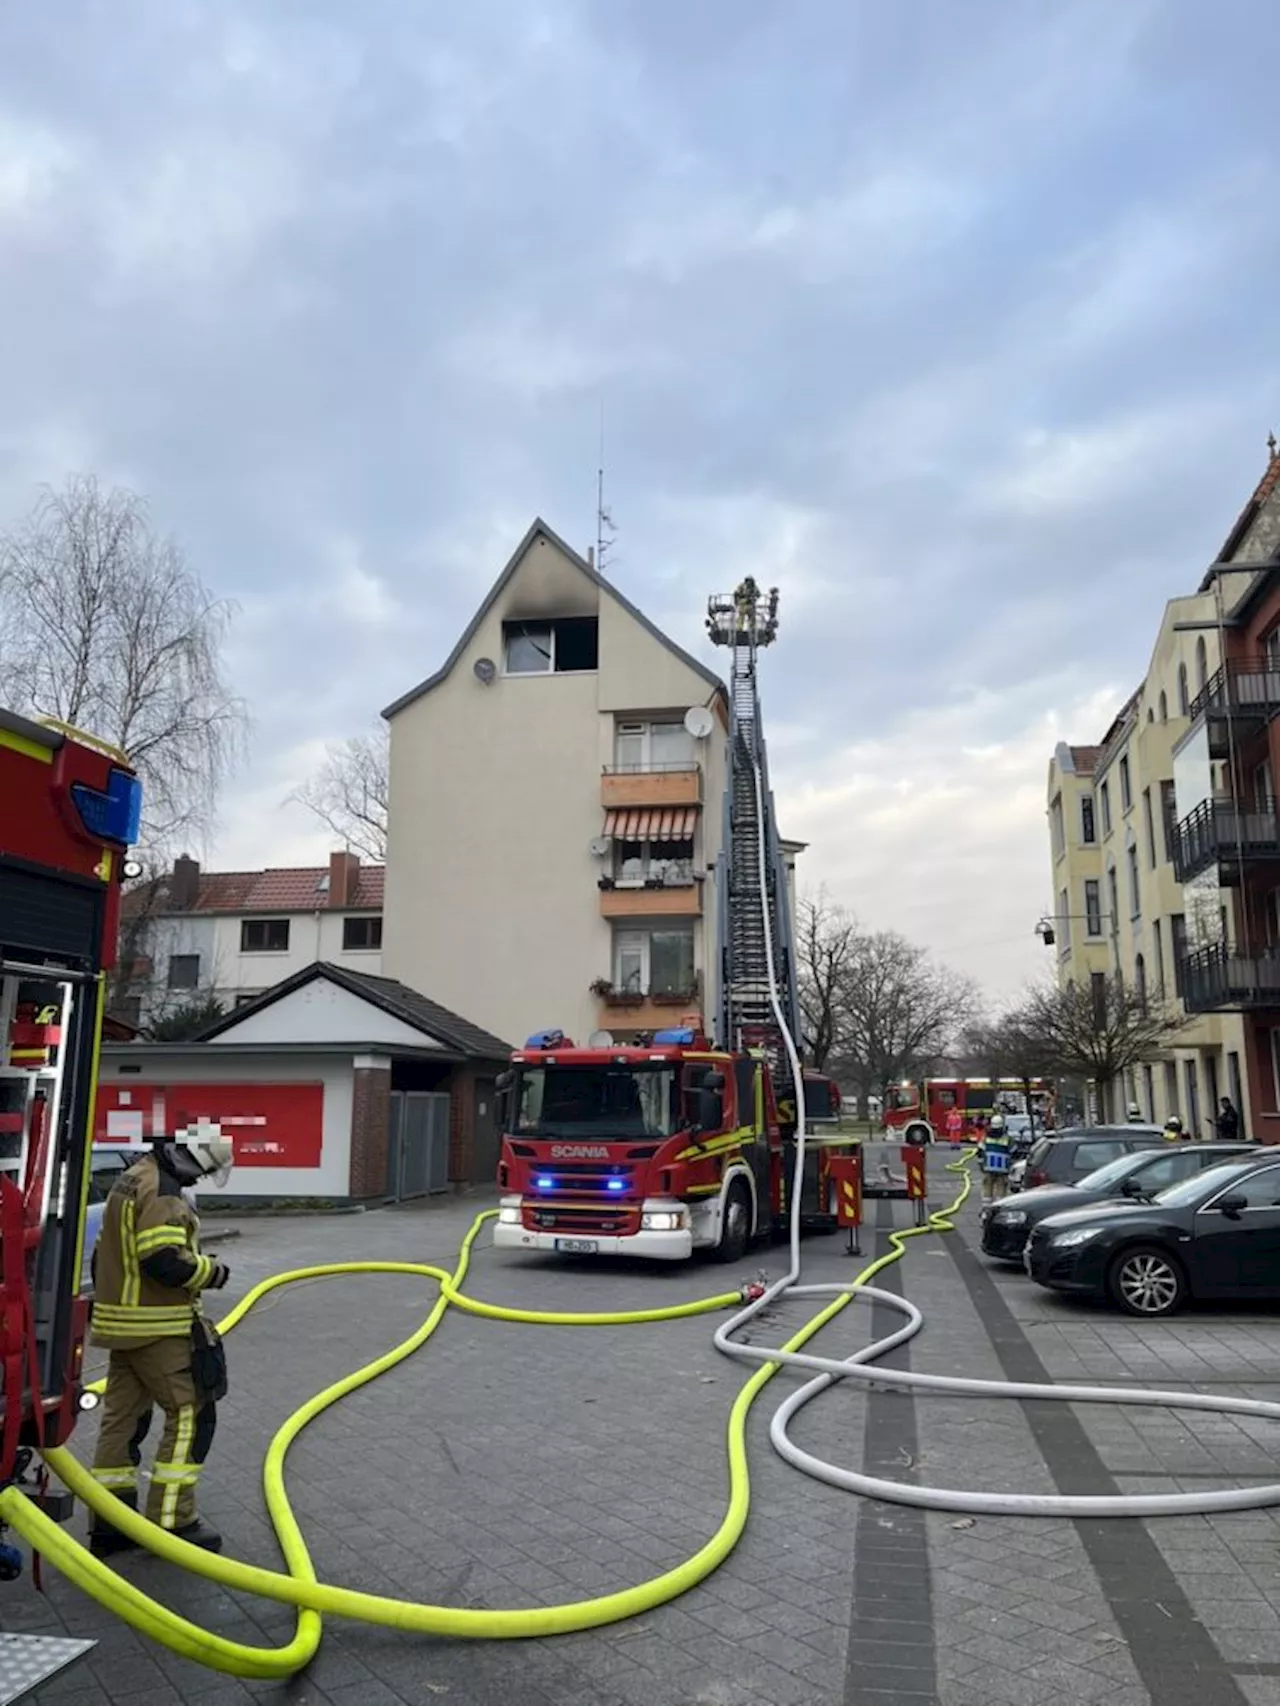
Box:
603;807;697;842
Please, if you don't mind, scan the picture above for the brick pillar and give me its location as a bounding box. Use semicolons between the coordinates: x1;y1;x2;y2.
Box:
448;1068;476;1184
1244;1020;1280;1146
348;1062;392;1200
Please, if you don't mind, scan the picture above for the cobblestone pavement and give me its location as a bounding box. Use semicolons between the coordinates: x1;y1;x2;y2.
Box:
8;1176;1280;1705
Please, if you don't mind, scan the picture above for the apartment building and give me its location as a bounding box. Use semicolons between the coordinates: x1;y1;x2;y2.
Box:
382;518;800;1050
1045;454;1280;1131
116;850;384;1026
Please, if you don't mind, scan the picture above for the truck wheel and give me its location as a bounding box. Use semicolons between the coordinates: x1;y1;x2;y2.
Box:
715;1181;752;1264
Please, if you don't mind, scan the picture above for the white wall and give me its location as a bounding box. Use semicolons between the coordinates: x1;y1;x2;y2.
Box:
98;1048;356;1199
385;530;728;1048
209;980;436;1048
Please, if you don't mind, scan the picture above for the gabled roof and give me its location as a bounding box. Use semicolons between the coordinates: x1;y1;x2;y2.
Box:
124;866;384;918
1067;745;1102;775
196;962;512;1058
1207;438;1280;574
382;516;727;718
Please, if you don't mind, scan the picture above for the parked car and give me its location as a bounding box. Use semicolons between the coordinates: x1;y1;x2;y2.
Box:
1011;1125;1165;1193
981;1142;1256;1261
1026;1153;1280;1317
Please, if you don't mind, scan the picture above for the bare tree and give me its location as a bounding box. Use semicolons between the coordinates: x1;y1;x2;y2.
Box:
961;1013;1058;1133
833;929;981;1107
1006;975;1182;1123
0;475;246;849
289;722;388;863
795;890;861;1070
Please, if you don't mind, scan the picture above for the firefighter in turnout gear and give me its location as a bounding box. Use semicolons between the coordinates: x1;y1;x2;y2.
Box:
88;1125;234;1559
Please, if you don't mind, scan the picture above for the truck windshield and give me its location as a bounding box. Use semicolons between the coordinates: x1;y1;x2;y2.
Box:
515;1066;679;1139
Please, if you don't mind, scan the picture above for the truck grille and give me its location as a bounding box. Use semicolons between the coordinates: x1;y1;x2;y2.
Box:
523;1202;641;1236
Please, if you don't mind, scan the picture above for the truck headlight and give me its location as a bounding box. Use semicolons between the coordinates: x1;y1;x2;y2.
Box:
641;1211;684;1232
498;1206;520;1225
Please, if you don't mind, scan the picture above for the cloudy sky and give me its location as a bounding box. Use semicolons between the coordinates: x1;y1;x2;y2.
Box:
2;0;1277;1002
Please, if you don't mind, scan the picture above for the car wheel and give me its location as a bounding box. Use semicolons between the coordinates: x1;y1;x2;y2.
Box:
715;1181;752;1264
1107;1245;1186;1317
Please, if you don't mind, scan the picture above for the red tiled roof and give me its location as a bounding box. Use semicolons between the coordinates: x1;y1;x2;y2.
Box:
1217;440;1280;564
127;866;384;917
1068;745;1101;773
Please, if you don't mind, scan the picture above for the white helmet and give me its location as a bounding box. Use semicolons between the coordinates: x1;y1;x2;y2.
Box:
172;1120;234;1188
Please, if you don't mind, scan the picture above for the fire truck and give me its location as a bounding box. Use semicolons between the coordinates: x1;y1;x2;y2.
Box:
0;709;142;1574
494;580;846;1262
882;1077;1054;1142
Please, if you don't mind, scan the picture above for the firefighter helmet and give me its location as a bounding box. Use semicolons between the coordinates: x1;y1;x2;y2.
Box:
170;1120;234;1187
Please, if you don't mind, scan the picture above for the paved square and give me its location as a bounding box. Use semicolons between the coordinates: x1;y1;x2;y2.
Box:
8;1174;1280;1705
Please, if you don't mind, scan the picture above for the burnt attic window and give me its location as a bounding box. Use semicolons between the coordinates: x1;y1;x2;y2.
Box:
503;617;598;674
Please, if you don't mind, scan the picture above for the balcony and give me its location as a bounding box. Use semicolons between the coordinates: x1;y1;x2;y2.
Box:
1180;942;1280;1013
1172;799;1280;884
601;764;702;809
1190;663;1280;758
590;979;703;1034
598;876;702;918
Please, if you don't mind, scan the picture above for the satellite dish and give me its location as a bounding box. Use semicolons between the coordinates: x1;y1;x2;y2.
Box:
589;1029;615;1048
473;657;497;684
588;836;611;858
684;705;715;740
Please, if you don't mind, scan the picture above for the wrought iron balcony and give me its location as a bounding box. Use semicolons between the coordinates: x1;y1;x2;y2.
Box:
1180;942;1280;1013
1172;799;1280;884
1190;663;1280;756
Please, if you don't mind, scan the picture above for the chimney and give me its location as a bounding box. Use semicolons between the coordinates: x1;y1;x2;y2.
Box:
328;850;359;909
170;855;200;911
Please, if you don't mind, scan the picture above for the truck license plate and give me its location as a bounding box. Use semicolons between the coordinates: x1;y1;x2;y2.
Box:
555;1238;598;1254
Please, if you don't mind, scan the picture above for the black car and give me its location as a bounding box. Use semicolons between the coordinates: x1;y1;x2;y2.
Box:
1026;1153;1280;1317
981;1142;1256;1261
1014;1125;1165;1192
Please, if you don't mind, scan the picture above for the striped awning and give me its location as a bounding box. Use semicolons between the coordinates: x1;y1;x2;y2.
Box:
603;807;697;842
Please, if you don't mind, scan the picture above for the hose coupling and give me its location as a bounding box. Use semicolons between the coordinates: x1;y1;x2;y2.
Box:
739;1281;767;1302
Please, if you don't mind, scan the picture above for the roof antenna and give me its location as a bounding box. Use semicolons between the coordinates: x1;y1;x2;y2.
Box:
596;400;616;575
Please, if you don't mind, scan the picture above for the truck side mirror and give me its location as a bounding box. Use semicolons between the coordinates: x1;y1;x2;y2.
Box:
697;1088;724;1133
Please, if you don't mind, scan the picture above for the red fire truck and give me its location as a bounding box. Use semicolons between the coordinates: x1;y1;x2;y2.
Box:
882;1077;1054;1142
0;709;141;1563
493;1025;842;1262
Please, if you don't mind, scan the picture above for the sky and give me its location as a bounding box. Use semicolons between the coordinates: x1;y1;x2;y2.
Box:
1;0;1277;1004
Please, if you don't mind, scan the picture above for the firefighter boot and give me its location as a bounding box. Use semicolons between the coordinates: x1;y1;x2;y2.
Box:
174;1518;223;1553
88;1492;141;1560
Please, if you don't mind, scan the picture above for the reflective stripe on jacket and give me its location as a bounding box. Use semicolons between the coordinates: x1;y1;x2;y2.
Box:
90;1154;215;1348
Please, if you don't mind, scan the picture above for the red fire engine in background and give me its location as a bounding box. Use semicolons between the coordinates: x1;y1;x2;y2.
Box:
882;1077;1054;1142
494;1025;843;1263
0;708;142;1570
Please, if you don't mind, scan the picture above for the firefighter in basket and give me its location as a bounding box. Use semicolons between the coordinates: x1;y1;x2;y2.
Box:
981;1112;1012;1203
87;1122;234;1558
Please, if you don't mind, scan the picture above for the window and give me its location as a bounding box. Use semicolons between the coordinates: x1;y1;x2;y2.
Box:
1195;636;1208;692
613;927;696;997
614;719;696;772
1255;760;1276;813
1134;953;1147;1011
1152;919;1165;997
1084;879;1102;937
1142;790;1156;868
241;918;290;953
1143;1064;1155;1123
1266;627;1280;672
1127;844;1140;917
342;916;383;951
1171;913;1187;996
1159;690;1168;723
1160;781;1177;862
1205;1165;1280;1210
1058;889;1070;952
514;1063;679;1139
502;616;599;675
1119;755;1132;812
615;838;695;886
1073;1140;1125;1172
1178;663;1189;715
1100;780;1112;836
1081;796;1096;845
167;953;200;991
1164;1060;1179;1121
1107;866;1120;937
1050;794;1065;859
1267;890;1280;948
1090;971;1107;1027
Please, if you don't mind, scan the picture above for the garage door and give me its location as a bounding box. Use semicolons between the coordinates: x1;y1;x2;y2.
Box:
387;1091;450;1200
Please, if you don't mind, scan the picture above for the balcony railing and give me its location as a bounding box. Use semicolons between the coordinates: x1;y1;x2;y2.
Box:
1180;941;1280;1013
1173;799;1280;883
601;765;702;808
1189;661;1280;723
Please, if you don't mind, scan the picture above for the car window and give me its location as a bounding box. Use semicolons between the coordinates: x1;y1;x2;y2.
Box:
1077;1151;1149;1190
1027;1139;1053;1168
1071;1140;1125;1172
1130;1151;1197;1191
1157;1160;1261;1206
1206;1166;1280;1210
86;1158;123;1204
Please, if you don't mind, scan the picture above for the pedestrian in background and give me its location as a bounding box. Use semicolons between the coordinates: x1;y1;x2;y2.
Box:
1215;1098;1240;1142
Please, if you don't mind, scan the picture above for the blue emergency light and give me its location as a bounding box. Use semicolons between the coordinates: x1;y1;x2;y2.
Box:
525;1029;567;1050
536;1176;554;1189
606;1178;625;1191
654;1027;696;1045
70;768;143;847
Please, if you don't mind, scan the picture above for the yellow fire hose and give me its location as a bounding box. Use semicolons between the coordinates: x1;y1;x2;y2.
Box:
0;1164;972;1680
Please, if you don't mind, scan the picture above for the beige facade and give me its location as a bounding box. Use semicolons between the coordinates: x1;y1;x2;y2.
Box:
382;520;740;1050
1048;592;1253;1131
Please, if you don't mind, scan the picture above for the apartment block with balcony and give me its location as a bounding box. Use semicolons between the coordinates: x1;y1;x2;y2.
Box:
115;850;385;1027
381;519;803;1050
1168;448;1280;1137
1049;562;1256;1131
